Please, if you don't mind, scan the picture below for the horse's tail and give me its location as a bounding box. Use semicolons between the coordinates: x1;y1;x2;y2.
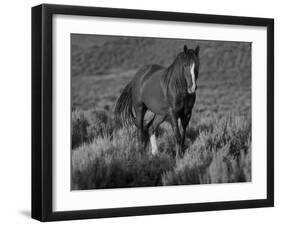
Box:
114;81;135;127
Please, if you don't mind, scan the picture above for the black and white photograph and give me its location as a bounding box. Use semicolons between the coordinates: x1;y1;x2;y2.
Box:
30;2;274;222
0;0;277;224
71;34;252;190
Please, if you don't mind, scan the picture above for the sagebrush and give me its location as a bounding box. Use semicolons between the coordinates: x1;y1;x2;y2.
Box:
71;111;251;190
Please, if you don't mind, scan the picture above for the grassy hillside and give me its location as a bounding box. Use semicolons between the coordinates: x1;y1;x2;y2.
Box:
71;34;251;190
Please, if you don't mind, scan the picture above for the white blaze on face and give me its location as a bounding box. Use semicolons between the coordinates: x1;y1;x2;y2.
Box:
150;134;158;155
188;62;196;93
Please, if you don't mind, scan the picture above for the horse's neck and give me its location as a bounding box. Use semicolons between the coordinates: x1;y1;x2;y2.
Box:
160;66;187;102
168;68;187;94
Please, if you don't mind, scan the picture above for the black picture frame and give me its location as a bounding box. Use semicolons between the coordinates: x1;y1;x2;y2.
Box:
32;4;274;222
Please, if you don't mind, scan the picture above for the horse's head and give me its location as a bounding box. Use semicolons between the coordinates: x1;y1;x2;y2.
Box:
182;45;200;94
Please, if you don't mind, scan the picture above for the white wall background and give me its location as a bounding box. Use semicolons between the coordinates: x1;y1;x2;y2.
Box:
0;0;278;225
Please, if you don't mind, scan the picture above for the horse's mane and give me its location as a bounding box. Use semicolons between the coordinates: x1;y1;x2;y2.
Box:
162;51;195;96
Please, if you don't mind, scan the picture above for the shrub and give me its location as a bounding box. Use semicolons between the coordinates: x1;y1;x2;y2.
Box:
85;110;112;138
71;128;175;189
71;109;116;149
72;110;90;149
71;113;251;189
162;115;251;185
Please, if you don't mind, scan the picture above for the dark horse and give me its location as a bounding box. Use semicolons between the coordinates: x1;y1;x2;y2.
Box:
115;45;200;157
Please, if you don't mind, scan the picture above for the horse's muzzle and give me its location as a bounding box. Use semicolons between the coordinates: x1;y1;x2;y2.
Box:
187;84;197;94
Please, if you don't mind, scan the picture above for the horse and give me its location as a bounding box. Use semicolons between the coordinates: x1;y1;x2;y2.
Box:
115;45;200;158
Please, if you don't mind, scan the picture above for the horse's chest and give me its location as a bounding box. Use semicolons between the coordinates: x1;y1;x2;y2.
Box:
175;94;196;114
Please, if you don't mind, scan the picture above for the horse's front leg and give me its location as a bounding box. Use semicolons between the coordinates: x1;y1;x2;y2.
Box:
180;112;191;152
169;109;182;158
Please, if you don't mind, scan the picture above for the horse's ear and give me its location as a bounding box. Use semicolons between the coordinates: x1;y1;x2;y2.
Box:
184;45;188;54
195;45;200;56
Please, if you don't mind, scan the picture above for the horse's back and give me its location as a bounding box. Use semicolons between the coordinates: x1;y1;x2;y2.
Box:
133;64;165;81
132;64;164;95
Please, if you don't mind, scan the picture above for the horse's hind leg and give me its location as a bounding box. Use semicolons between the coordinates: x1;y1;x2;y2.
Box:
143;114;156;149
147;115;166;155
134;103;147;152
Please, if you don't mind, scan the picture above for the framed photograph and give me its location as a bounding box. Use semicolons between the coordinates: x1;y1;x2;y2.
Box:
32;4;274;221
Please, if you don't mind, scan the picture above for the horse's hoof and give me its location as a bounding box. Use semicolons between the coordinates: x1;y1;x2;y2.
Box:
151;148;158;156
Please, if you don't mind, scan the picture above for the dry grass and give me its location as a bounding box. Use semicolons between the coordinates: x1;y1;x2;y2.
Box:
71;113;251;190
